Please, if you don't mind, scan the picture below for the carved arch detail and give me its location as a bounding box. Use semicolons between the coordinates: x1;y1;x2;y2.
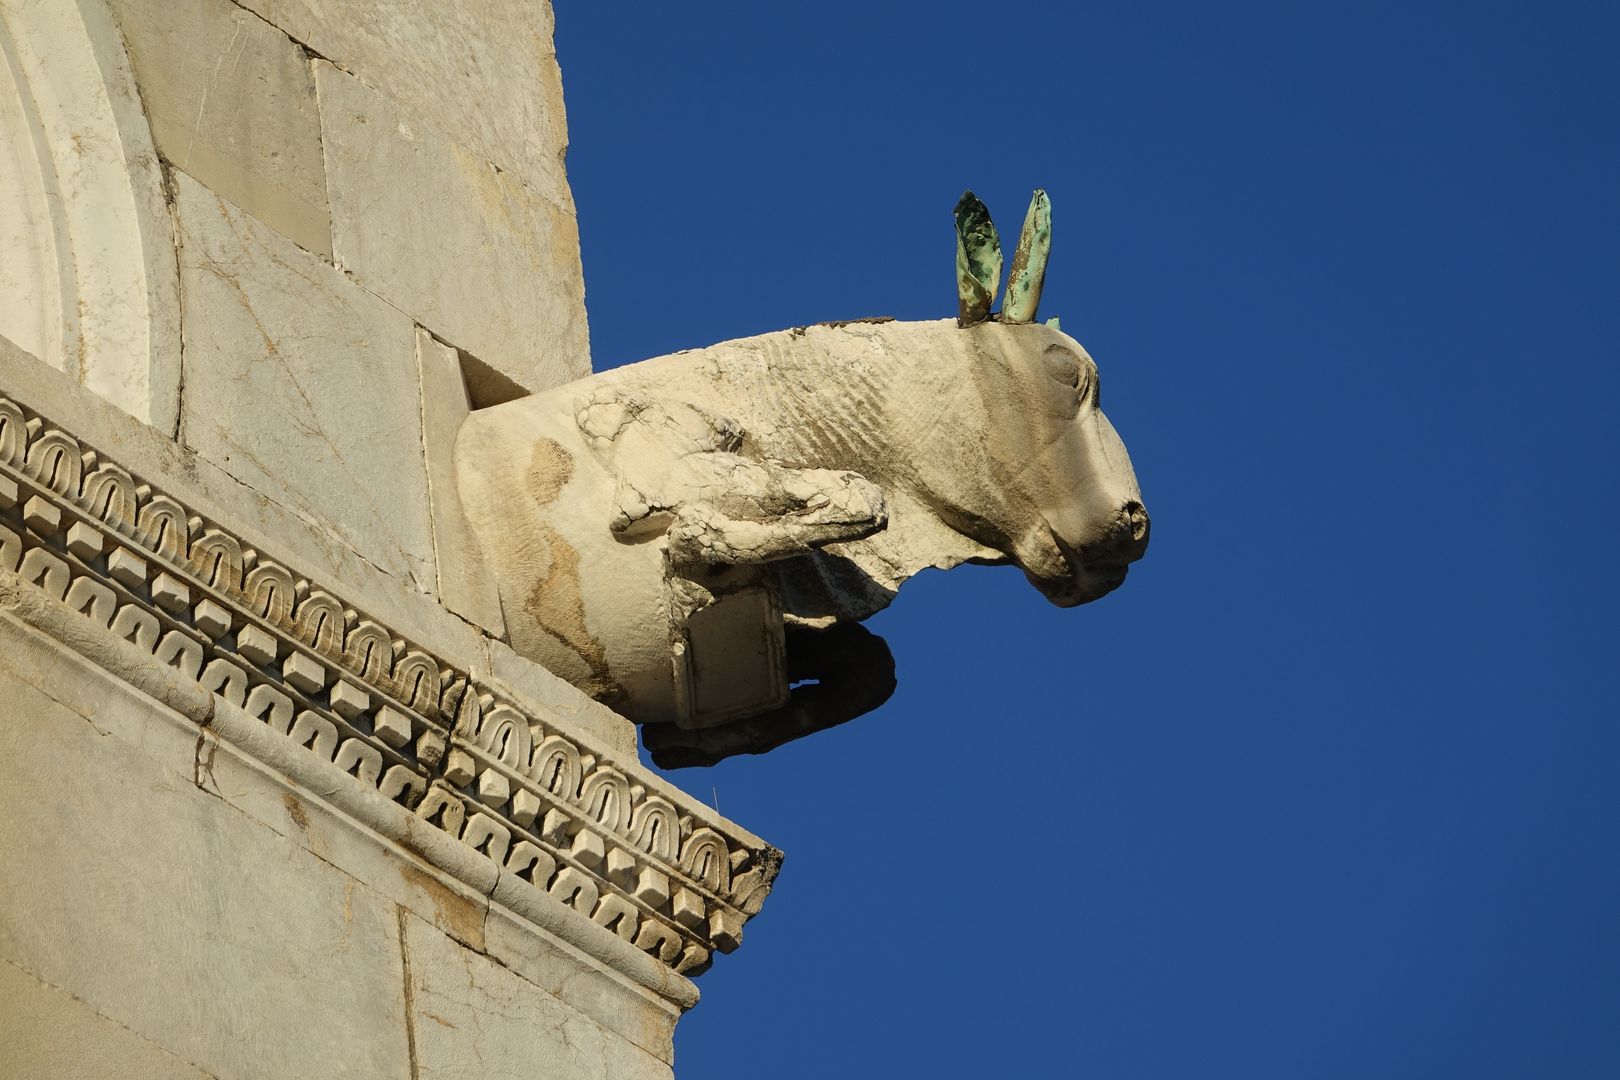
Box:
23;428;84;496
0;399;25;465
341;619;394;684
187;528;245;593
80;462;138;533
679;828;732;894
242;560;296;627
292;588;347;657
529;735;582;800
579;767;632;834
134;494;189;561
473;703;533;770
391;651;441;718
628;796;680;863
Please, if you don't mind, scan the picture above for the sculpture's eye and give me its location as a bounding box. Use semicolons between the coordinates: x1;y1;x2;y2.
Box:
1041;346;1081;389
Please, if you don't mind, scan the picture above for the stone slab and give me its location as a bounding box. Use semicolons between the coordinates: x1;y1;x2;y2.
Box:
110;0;331;255
483;902;679;1064
172;170;436;589
0;590;691;1058
405;913;673;1080
202;733;494;952
235;0;571;204
193;695;694;1051
0;959;213;1080
317;63;590;395
0;617;414;1080
417;328;506;637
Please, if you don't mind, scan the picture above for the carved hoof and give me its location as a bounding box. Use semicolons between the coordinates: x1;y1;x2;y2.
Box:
643;623;896;768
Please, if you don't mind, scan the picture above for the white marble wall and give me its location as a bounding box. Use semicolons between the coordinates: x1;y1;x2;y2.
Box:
107;0;587;392
0;5;742;1077
0;607;675;1079
1;0;593;643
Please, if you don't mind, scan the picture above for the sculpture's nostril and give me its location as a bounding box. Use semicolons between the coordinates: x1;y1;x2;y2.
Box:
1099;503;1148;560
1127;504;1149;544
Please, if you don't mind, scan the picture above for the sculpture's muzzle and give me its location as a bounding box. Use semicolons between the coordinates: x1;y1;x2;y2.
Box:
1034;500;1150;607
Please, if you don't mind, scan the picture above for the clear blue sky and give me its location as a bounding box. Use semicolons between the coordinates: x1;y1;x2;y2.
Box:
555;4;1619;1076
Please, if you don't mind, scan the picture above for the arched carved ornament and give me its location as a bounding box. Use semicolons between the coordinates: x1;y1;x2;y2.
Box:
0;0;181;431
457;191;1153;767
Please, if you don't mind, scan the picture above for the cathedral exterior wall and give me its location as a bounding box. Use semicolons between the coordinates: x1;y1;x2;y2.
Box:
0;4;782;1075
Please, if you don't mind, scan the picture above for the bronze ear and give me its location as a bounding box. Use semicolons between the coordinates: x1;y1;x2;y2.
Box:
1001;189;1051;324
954;191;1002;327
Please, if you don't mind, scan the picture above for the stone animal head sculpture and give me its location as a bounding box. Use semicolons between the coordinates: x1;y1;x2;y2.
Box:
456;190;1149;766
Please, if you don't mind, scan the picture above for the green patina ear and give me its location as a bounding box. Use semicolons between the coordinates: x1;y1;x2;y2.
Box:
1002;189;1051;324
954;191;1002;327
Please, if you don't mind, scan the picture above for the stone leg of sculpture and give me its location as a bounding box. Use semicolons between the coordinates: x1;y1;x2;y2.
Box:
661;458;887;569
644;622;896;768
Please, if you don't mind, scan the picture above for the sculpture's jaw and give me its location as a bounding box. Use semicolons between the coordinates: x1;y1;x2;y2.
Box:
1028;560;1134;608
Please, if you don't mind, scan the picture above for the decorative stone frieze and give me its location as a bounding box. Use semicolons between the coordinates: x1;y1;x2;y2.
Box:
0;394;780;978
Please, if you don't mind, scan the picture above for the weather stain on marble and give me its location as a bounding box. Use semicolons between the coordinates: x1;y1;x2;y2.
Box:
520;438;620;699
399;862;487;952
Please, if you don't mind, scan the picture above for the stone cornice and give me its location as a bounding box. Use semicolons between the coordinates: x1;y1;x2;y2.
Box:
0;392;780;980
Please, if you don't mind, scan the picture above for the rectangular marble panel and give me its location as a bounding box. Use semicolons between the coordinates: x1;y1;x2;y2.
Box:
483;905;679;1064
405;913;674;1080
172;171;435;589
0;595;683;1065
0;621;414;1080
111;0;331;254
235;0;571;203
317;63;590;394
0;960;213;1080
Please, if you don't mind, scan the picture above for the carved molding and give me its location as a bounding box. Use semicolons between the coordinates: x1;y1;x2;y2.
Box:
0;395;780;977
